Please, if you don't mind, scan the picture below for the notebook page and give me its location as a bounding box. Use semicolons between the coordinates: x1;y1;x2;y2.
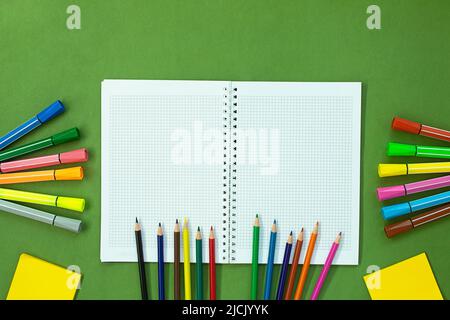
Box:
232;81;361;265
101;80;229;262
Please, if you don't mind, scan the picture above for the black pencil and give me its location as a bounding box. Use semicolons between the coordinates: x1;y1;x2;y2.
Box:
174;219;181;300
135;218;148;300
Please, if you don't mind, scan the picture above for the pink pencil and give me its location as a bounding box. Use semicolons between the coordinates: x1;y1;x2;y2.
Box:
0;148;88;173
310;232;341;300
377;175;450;201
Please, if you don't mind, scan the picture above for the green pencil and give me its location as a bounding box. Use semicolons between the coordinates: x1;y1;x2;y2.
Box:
196;227;203;300
251;214;260;299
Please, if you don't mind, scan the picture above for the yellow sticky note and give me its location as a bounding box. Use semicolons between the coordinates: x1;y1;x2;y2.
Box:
363;253;443;300
7;253;81;300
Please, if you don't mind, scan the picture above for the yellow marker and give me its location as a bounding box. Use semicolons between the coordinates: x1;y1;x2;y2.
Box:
0;188;85;212
378;162;450;177
0;167;83;185
183;218;192;300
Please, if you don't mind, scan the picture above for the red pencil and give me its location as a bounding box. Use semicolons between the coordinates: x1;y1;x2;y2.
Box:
209;226;216;300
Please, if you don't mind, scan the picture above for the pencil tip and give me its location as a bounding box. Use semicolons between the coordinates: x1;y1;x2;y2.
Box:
273;219;276;224
210;226;213;231
135;217;138;223
197;226;200;231
290;231;293;235
301;227;304;232
339;232;342;235
159;222;161;227
176;218;178;224
256;213;258;218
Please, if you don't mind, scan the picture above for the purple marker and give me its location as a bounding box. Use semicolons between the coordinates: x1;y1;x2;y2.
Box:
377;175;450;201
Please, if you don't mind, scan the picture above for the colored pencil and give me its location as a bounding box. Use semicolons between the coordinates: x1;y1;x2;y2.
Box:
310;232;341;300
294;221;318;300
276;231;293;300
183;218;192;300
284;228;304;300
157;223;165;300
134;218;148;300
209;226;216;300
174;219;181;300
196;227;203;300
263;220;277;300
251;214;260;300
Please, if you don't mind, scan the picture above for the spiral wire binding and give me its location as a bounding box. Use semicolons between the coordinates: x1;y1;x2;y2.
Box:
230;87;238;262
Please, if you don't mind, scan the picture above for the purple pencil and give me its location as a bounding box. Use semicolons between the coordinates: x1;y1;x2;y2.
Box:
310;233;341;300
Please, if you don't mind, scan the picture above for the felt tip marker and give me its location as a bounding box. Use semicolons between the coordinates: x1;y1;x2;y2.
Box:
381;190;450;220
377;175;450;201
0;199;82;233
387;142;450;159
0;128;79;162
0;187;85;212
0;148;88;173
392;117;450;143
378;162;450;177
0;166;84;185
0;101;65;151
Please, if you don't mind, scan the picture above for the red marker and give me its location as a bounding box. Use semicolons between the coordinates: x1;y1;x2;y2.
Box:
392;117;450;143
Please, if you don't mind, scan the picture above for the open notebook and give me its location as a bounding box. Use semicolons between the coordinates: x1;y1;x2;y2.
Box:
101;80;361;264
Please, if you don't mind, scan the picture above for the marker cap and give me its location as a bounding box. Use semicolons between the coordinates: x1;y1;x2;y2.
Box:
53;215;82;233
60;148;88;164
56;196;85;212
382;202;411;220
55;167;84;180
378;164;407;177
391;117;421;134
36;100;65;123
51;128;80;146
387;143;416;157
377;185;406;201
384;219;413;238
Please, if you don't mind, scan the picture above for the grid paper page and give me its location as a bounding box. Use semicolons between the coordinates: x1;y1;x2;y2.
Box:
101;80;228;262
232;82;361;265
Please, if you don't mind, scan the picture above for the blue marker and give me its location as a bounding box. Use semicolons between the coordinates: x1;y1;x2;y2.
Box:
0;100;65;151
264;220;277;300
382;190;450;220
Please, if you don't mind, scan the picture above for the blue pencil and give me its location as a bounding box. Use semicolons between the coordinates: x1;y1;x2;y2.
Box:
263;220;277;300
0;101;64;151
157;223;165;300
276;231;293;300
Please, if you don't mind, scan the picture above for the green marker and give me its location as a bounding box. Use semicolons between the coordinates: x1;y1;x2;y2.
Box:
387;142;450;159
195;227;203;300
0;128;79;162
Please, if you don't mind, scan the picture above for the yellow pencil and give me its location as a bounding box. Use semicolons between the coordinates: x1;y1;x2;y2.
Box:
183;218;192;300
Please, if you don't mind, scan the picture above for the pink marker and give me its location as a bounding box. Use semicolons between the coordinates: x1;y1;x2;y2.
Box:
377;175;450;201
0;148;88;173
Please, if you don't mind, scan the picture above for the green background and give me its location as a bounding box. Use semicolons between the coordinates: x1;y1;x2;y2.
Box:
0;0;449;300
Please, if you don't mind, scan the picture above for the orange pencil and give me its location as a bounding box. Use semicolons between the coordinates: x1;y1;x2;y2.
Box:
0;167;83;184
284;228;304;300
293;222;318;300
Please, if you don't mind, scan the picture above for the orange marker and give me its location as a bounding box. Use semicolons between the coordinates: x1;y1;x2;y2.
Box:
293;222;318;300
0;167;83;184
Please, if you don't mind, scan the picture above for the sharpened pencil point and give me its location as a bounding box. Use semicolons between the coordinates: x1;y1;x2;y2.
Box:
210;226;213;231
273;219;276;224
197;226;200;231
135;217;138;223
176;219;178;224
290;231;293;235
256;214;258;218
